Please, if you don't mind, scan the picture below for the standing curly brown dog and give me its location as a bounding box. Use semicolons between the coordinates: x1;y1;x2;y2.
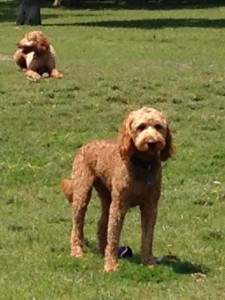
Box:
13;31;63;80
60;106;173;272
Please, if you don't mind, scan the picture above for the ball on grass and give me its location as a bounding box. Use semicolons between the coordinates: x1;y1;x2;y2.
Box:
118;246;133;258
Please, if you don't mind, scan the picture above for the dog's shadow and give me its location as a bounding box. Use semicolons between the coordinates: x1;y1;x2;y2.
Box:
128;253;208;275
85;239;208;275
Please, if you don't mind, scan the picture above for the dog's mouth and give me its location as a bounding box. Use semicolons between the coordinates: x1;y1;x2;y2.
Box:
20;45;35;54
17;40;36;54
146;141;164;155
135;137;165;154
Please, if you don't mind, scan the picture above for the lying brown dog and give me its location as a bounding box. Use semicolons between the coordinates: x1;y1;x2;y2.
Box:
14;31;63;80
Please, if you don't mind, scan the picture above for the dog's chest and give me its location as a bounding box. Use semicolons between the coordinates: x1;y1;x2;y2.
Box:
26;52;48;73
125;167;161;205
129;177;153;195
26;52;35;68
126;178;160;206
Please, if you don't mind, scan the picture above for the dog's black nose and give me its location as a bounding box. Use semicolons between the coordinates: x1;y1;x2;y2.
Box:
148;141;157;149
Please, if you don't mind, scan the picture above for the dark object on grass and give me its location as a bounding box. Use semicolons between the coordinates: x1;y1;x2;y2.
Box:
118;246;133;258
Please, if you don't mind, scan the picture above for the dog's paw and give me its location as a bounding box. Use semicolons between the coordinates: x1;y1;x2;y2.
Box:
51;69;63;79
26;70;42;81
70;246;84;258
104;261;119;272
142;256;156;268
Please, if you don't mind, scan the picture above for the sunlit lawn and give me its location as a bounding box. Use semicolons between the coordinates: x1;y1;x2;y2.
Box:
0;1;225;299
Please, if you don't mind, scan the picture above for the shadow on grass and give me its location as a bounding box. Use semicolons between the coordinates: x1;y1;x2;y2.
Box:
1;0;225;24
51;239;208;283
160;258;208;275
0;1;17;23
52;18;225;29
85;239;208;278
45;0;225;10
128;253;208;275
103;253;209;283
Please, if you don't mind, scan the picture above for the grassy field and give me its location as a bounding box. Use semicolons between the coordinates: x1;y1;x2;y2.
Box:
1;1;225;299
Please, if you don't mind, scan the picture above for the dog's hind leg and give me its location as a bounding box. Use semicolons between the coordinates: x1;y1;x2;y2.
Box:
50;68;63;78
95;182;111;255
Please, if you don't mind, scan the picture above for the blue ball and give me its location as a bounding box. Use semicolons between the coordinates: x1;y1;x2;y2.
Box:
118;246;133;258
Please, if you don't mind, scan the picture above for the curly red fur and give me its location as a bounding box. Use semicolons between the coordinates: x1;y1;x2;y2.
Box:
60;106;173;272
60;179;73;204
27;31;50;52
118;112;135;160
13;31;63;80
160;126;173;161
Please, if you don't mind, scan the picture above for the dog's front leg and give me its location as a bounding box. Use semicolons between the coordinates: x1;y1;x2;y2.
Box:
104;198;127;272
140;202;158;267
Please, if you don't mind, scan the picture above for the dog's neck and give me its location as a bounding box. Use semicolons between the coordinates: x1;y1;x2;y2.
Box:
129;153;160;184
130;150;159;168
130;155;153;171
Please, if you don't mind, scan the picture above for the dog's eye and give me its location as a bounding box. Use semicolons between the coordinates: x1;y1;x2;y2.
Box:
155;124;163;130
137;123;147;131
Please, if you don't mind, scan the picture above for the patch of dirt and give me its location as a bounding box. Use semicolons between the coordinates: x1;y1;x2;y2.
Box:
0;53;12;61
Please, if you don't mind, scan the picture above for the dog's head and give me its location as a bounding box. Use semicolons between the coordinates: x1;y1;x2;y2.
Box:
118;107;173;161
17;31;50;54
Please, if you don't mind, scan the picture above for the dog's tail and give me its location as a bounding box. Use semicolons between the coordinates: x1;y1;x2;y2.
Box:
60;179;73;204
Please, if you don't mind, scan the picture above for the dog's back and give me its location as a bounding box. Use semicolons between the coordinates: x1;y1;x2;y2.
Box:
60;139;120;204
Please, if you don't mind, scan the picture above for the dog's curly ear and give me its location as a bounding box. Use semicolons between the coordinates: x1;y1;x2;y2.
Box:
36;32;50;52
40;37;50;51
160;126;173;161
118;112;135;160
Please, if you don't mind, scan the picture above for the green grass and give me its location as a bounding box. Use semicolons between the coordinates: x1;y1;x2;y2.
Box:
1;1;225;299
